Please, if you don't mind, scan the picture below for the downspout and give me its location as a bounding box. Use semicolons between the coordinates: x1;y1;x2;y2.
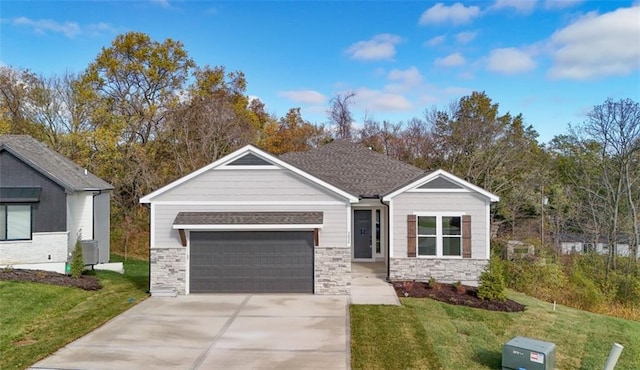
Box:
379;198;390;281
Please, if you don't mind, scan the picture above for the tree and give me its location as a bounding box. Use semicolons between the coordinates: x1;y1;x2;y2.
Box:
75;32;195;212
261;108;327;154
426;91;547;236
327;91;356;140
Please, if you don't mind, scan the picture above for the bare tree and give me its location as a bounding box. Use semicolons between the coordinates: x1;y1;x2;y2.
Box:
328;91;356;140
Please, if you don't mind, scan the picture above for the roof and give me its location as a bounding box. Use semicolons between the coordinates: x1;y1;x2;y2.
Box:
280;140;426;197
0;135;113;192
173;212;323;226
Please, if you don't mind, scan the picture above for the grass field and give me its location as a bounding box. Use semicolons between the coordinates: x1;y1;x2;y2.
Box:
351;291;640;370
0;256;149;370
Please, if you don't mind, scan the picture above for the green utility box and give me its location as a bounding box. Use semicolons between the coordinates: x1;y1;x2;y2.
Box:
502;336;556;370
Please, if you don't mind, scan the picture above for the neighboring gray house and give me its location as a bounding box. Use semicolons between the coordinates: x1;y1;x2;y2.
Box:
558;233;636;257
140;141;499;295
0;135;113;273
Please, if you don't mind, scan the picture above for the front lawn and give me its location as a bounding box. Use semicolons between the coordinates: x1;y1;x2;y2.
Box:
0;256;149;370
351;291;640;370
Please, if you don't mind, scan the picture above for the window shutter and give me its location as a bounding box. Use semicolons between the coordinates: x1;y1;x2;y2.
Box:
462;215;472;258
407;214;416;257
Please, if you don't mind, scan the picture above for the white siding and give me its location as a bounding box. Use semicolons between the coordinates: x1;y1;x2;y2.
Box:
154;169;341;202
66;192;94;250
392;192;489;259
152;203;348;249
0;231;69;266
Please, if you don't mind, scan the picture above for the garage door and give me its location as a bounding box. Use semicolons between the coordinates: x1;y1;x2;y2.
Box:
189;231;314;293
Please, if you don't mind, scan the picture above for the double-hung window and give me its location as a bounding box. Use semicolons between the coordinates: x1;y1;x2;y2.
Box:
0;204;32;241
417;215;462;257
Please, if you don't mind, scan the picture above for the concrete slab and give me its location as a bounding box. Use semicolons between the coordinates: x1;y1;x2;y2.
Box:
30;294;350;370
217;316;347;351
240;295;348;317
201;349;347;370
350;275;401;305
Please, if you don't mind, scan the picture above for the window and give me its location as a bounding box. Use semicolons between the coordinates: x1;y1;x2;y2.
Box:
0;204;32;241
417;215;461;257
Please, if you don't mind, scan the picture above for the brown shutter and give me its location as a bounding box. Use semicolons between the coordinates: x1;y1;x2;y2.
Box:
462;215;471;258
407;214;417;257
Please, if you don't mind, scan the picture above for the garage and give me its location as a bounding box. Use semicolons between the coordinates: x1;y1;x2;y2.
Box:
189;231;314;293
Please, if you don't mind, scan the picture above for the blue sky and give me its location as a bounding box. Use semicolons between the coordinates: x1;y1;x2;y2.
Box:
1;1;639;143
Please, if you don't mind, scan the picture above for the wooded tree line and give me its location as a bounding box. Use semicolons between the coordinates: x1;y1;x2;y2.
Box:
1;32;638;270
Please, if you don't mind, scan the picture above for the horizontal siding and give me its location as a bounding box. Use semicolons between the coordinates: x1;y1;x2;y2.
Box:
66;192;94;249
153;203;348;249
392;192;489;259
154;169;343;202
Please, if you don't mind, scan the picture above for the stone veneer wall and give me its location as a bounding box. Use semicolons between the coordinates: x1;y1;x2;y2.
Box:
314;245;350;294
390;258;488;286
150;247;186;294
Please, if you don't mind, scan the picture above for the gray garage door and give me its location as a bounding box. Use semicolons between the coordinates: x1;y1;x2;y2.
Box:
190;231;314;293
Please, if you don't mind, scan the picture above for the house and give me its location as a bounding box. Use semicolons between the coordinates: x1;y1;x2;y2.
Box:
557;233;636;257
0;135;114;273
140;140;499;295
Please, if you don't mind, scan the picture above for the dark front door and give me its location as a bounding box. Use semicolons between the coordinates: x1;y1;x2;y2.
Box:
354;210;372;259
189;231;314;293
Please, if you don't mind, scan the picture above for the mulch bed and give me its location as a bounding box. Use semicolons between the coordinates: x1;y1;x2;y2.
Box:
393;281;525;312
0;269;102;291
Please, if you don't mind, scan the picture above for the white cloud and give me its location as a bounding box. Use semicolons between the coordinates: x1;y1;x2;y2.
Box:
455;31;477;44
13;17;81;38
435;52;466;67
12;17;116;38
493;0;538;14
419;3;481;26
387;67;424;87
544;0;582;10
425;35;447;47
355;87;413;111
278;90;326;105
345;34;404;61
548;6;640;80
487;47;536;74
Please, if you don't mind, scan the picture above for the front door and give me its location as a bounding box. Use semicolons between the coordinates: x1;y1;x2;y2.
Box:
354;210;372;259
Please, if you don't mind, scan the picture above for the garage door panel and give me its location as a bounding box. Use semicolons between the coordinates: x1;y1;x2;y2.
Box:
190;231;313;293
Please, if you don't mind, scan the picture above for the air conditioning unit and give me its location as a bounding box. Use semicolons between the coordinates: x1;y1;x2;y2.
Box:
502;336;556;370
81;240;99;265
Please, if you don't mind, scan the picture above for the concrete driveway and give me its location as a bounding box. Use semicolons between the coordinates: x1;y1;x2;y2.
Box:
31;295;350;370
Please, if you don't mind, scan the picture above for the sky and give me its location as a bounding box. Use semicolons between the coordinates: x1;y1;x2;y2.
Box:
1;1;639;144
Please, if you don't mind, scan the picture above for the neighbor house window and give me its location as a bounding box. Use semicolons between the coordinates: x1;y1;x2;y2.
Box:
417;215;461;257
0;204;32;241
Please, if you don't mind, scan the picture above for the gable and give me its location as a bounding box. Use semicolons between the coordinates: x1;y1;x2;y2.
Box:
140;145;359;203
226;153;273;166
383;169;499;202
417;176;464;190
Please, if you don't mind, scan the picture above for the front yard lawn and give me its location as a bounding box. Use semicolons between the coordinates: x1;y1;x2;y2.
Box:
0;256;149;370
351;291;640;370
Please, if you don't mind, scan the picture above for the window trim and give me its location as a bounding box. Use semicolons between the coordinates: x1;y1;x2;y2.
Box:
0;203;33;241
415;212;464;258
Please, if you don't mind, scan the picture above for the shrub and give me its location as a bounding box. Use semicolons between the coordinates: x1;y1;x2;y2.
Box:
428;276;441;291
567;270;605;311
70;237;84;279
478;260;507;302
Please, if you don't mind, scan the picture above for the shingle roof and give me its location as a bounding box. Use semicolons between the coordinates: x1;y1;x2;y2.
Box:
279;140;426;197
0;135;113;192
174;212;323;225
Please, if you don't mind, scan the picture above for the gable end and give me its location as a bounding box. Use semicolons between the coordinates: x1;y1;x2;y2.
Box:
417;176;464;190
226;153;273;166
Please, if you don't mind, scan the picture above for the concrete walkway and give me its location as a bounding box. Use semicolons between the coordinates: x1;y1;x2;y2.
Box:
31;294;349;370
349;262;400;305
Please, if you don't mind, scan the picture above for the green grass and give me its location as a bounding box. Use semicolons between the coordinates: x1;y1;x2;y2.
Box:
0;256;149;370
351;291;640;370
